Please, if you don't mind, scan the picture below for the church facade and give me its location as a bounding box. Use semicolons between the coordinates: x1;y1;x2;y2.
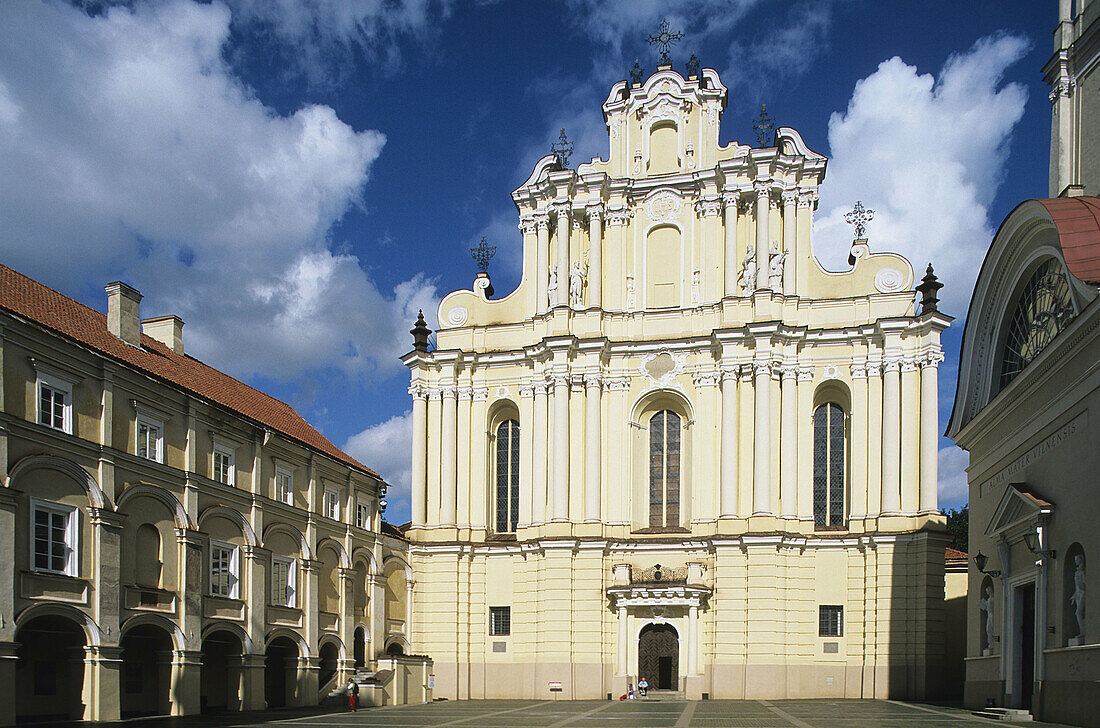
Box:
404;62;951;700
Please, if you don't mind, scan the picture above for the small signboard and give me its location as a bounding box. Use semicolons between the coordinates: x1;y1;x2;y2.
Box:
547;681;563;692
428;674;435;689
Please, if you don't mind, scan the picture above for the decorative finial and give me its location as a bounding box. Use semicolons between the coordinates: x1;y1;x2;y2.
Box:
411;309;431;353
685;53;700;78
916;263;944;314
551;128;574;169
844;200;874;240
630;59;644;85
470;235;496;274
753;104;775;146
647;20;683;67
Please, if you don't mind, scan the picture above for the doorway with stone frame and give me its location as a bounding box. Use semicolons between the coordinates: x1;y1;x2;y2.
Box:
638;623;679;691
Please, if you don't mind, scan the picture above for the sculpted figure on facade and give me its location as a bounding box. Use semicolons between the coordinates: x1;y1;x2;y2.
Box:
740;247;757;295
769;241;787;290
569;261;586;308
1070;553;1086;643
978;585;995;655
547;267;558;309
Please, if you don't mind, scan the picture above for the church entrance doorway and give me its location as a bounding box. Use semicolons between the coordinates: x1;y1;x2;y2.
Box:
1012;582;1036;710
638;623;678;691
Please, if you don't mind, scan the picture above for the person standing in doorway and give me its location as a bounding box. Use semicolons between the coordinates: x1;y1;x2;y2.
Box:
638;677;648;697
347;679;359;711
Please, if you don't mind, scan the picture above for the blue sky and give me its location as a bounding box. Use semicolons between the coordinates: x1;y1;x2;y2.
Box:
0;0;1057;522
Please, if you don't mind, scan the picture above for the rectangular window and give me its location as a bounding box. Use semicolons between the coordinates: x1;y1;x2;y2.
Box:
31;501;77;575
37;376;72;433
213;447;234;485
136;417;163;463
323;489;340;521
356;501;370;529
210;541;238;598
274;467;293;505
271;557;295;607
819;605;843;637
489;606;511;636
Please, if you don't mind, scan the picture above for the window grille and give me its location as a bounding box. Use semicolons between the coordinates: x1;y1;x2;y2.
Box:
489;606;511;636
819;605;843;636
649;410;681;528
495;419;520;533
813;403;846;529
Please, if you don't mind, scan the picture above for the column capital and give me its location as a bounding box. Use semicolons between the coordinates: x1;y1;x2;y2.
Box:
881;358;902;374
472;387;490;401
585;202;605;219
865;361;882;377
518;215;541;234
439;385;458;400
922;351;945;368
584;374;603;390
900;357;920;373
692;370;720;387
721;189;744;207
407;383;428;400
518;383;537;398
551;200;572;217
850;362;868;379
604;206;634;226
780;364;800;381
719;366;741;383
694;196;723;217
797;189;818;208
752;360;775;378
88;507;125;530
550;373;571;388
798;366;814;382
752;179;771;196
457;386;474;401
603;376;631;391
781;189;800;206
1050;78;1074;105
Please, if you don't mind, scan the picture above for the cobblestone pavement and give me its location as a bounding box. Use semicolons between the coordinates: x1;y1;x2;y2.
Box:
187;699;1070;728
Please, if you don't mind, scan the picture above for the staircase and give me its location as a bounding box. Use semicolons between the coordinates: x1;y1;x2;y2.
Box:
321;667;381;706
971;707;1034;722
640;689;686;701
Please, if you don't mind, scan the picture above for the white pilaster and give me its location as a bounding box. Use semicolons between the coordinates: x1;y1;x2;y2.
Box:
688;604;699;675
535;214;550;315
519;384;535;528
753;360;773;515
753;181;770;291
440;385;458;526
554;204;570;308
722;191;741;297
532;380;549;525
719;367;739;517
881;359;901;514
779;365;798;518
587;205;603;308
552;373;570;520
919;353;943;513
409;385;427;527
900;358;920;512
781;189;798;295
584;374;602;522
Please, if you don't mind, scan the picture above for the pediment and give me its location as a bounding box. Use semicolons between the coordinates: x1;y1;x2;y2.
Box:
985;482;1054;537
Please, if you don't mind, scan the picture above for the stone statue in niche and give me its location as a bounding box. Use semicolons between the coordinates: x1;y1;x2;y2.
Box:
569;261;586;308
547;267;558;309
739;248;757;295
978;585;994;655
1069;554;1086;645
769;241;787;290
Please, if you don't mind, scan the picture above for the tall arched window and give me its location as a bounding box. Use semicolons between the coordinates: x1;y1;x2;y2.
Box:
495;419;520;533
813;402;845;529
649;410;681;528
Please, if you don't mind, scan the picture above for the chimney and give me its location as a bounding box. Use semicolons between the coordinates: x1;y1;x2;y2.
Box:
142;315;185;355
105;281;142;346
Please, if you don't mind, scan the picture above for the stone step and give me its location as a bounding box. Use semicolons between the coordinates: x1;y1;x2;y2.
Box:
640;690;686;702
972;707;1034;722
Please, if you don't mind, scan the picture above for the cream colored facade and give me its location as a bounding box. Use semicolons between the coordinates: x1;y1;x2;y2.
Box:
0;270;425;725
405;64;951;701
1048;0;1100;197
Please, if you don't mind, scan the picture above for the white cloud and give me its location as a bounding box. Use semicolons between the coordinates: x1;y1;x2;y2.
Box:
814;34;1030;318
938;444;970;509
225;0;452;80
345;411;414;523
0;0;436;381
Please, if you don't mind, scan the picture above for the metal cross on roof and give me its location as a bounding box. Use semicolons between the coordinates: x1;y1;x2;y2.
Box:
844;201;875;240
470;236;496;273
752;104;774;146
647;20;683;66
550;128;574;169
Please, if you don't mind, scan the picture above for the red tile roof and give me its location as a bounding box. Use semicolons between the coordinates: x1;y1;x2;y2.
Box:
1037;196;1100;284
945;547;968;561
0;265;376;478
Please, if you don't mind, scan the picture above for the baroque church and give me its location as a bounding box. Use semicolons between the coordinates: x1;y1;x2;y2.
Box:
403;57;951;700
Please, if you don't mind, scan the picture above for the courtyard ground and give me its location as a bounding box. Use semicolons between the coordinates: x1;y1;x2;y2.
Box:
65;699;1072;728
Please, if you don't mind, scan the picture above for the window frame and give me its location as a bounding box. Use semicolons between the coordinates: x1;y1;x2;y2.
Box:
489;606;511;636
648;409;682;529
135;415;164;463
819;605;844;637
323;488;341;521
30;498;79;576
271;556;296;607
812;402;847;530
36;371;73;434
209;540;239;599
274;465;294;505
356;500;371;530
211;439;235;486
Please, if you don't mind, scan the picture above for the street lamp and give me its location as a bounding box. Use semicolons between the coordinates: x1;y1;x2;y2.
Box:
1022;530;1056;560
974;551;1001;577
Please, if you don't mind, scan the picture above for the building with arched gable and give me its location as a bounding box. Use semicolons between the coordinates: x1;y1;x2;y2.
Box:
948;2;1100;723
404;60;951;700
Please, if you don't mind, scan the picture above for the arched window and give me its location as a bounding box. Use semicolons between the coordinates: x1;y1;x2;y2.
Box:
999;258;1075;392
649;410;681;528
495;419;520;533
813;402;845;529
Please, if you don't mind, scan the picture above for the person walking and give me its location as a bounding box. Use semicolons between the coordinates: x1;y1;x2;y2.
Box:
638;677;648;697
347;678;359;712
